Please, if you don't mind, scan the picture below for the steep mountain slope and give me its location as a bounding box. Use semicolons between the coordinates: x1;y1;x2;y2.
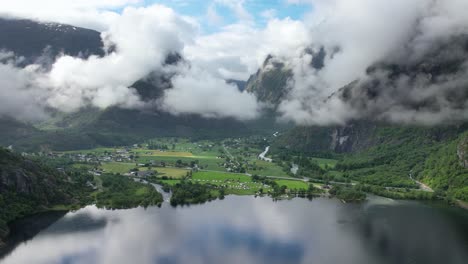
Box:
0;118;40;148
0;17;104;63
0;18;258;150
0;148;92;244
272;123;468;200
245;55;292;106
422;133;468;201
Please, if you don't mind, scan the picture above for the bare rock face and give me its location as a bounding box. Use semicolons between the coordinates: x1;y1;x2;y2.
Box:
0;160;40;195
457;136;468;168
330;122;378;153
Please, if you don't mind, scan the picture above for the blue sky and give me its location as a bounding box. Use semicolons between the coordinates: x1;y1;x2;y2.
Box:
144;0;313;33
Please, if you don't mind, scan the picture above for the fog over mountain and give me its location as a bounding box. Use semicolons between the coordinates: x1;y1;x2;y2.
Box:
0;0;468;125
277;0;468;125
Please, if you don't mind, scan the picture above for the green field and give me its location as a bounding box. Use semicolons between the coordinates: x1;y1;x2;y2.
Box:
137;156;226;171
159;179;181;186
133;149;194;157
156;167;189;179
193;171;251;182
191;171;271;195
61;147;117;154
248;160;290;177
275;179;309;190
100;162;145;174
312;157;338;169
72;163;94;170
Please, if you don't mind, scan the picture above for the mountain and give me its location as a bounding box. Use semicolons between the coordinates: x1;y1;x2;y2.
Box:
242;38;468;201
0;148;92;245
0;18;260;151
0;17;104;64
226;79;247;92
0;118;40;148
244;47;327;106
272;122;468;201
245;55;292;106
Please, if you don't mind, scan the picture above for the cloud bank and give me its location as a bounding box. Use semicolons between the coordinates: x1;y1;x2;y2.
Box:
277;0;468;125
0;4;262;121
1;0;468;126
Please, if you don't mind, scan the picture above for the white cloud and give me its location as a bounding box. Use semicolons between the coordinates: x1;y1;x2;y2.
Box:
206;4;224;26
184;18;309;80
0;3;266;121
260;9;277;20
276;0;468;125
0;0;143;31
1;0;467;125
160;65;260;120
214;0;253;22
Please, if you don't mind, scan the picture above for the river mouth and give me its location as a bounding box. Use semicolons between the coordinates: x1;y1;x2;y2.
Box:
1;196;468;264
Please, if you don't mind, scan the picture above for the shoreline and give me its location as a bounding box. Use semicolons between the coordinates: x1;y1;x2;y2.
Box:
456;200;468;210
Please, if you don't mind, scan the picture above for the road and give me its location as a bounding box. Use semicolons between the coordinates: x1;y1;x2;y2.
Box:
409;173;434;192
222;144;234;160
132;177;171;202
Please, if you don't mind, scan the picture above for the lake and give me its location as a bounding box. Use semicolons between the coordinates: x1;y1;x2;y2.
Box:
1;195;467;264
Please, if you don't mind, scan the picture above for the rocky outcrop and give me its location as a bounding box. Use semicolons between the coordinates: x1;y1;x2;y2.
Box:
330;122;379;153
245;55;292;106
0;148;74;246
457;135;468;168
1;159;61;200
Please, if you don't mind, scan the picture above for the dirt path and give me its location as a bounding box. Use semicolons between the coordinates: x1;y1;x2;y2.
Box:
409;173;434;192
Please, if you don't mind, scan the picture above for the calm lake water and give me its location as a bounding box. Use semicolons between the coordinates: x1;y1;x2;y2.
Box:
1;196;468;264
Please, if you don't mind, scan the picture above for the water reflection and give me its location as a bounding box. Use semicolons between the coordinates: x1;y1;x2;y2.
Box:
1;196;467;264
352;200;468;264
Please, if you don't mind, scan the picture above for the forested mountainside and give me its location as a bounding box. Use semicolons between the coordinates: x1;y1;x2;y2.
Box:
1;109;255;152
0;148;93;245
0;147;164;247
272;123;468;201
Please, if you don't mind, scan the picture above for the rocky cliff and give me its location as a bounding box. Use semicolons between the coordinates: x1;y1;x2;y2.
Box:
273;121;468;155
0;148;90;245
245;55;292;106
457;135;468;168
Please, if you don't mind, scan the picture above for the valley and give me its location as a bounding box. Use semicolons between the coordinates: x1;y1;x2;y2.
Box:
1;3;468;263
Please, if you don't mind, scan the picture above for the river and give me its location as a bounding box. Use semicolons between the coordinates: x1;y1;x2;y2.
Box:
258;146;272;162
1;196;467;264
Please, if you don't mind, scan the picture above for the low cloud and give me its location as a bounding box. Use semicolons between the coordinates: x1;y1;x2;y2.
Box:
1;0;468;126
0;4;263;121
160;65;260;120
277;0;468;125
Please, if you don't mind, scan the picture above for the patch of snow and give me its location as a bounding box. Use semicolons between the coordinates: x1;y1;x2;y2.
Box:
339;136;349;145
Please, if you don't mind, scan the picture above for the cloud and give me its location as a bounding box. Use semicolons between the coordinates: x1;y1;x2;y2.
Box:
214;0;253;22
0;5;194;120
0;58;49;121
276;0;468;125
0;0;142;31
184;18;309;80
260;9;277;20
1;0;468;125
43;5;195;111
0;4;265;121
206;4;224;26
159;65;260;120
